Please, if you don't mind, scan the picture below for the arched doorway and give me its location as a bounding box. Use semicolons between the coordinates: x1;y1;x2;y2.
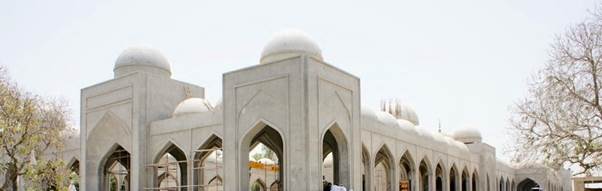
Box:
399;152;414;191
154;143;187;191
419;159;431;191
362;145;371;191
375;146;394;191
101;145;130;191
435;163;444;191
499;177;504;191
449;165;458;191
472;171;478;191
68;159;80;191
241;124;283;191
322;125;349;187
461;169;469;191
516;178;539;191
194;135;223;191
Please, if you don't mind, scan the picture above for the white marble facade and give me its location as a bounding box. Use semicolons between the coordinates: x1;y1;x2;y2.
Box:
55;30;572;191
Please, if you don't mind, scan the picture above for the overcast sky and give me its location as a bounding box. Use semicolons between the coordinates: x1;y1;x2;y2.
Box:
0;0;598;162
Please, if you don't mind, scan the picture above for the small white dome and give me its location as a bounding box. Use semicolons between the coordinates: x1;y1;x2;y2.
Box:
114;46;171;77
257;158;276;165
173;98;212;117
260;29;323;64
452;128;482;144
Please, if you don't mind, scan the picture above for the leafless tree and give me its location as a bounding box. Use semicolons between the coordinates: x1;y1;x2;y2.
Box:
510;8;602;176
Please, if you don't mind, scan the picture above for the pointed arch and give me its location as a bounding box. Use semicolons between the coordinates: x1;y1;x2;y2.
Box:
461;168;469;191
99;143;130;191
435;162;446;191
419;157;432;191
207;176;223;191
499;177;505;191
251;178;267;191
400;151;415;191
505;178;510;191
194;134;223;191
375;144;395;191
450;164;459;191
240;120;284;191
321;122;350;187
154;141;188;190
472;170;479;191
362;144;371;191
517;178;539;191
270;180;280;191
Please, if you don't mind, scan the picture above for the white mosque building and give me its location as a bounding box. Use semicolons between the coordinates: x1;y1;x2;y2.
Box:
53;30;571;191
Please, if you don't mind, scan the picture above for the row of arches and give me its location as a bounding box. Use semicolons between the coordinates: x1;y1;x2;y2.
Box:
362;144;480;191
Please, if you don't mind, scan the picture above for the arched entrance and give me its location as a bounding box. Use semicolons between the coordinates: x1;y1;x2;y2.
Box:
362;145;371;191
435;164;444;191
419;159;431;191
399;152;414;191
375;146;394;191
461;169;469;191
194;135;223;191
154;143;187;191
322;125;350;187
240;124;283;191
449;165;459;191
68;159;80;191
101;145;130;191
472;171;478;191
517;178;540;191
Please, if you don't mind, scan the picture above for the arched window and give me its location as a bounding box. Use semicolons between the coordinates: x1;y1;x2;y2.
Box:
68;159;80;191
154;143;187;191
207;176;222;191
461;169;469;191
241;124;283;191
450;165;459;191
322;125;350;187
362;145;371;191
435;163;444;191
419;159;431;191
375;145;394;191
251;179;267;191
472;171;478;191
499;177;504;191
399;152;415;191
516;178;539;191
102;145;130;191
194;135;223;191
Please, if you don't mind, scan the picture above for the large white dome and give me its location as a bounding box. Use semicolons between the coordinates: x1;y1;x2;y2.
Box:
260;29;323;64
114;46;171;77
452;128;482;144
173;98;212;117
381;101;420;126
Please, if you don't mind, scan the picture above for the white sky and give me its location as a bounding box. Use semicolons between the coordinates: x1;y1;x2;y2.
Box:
0;0;598;163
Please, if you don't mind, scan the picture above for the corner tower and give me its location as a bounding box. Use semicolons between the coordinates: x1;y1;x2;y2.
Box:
80;46;204;190
222;30;362;191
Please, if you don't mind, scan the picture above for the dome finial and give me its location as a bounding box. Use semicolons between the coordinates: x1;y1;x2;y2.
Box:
260;29;323;64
